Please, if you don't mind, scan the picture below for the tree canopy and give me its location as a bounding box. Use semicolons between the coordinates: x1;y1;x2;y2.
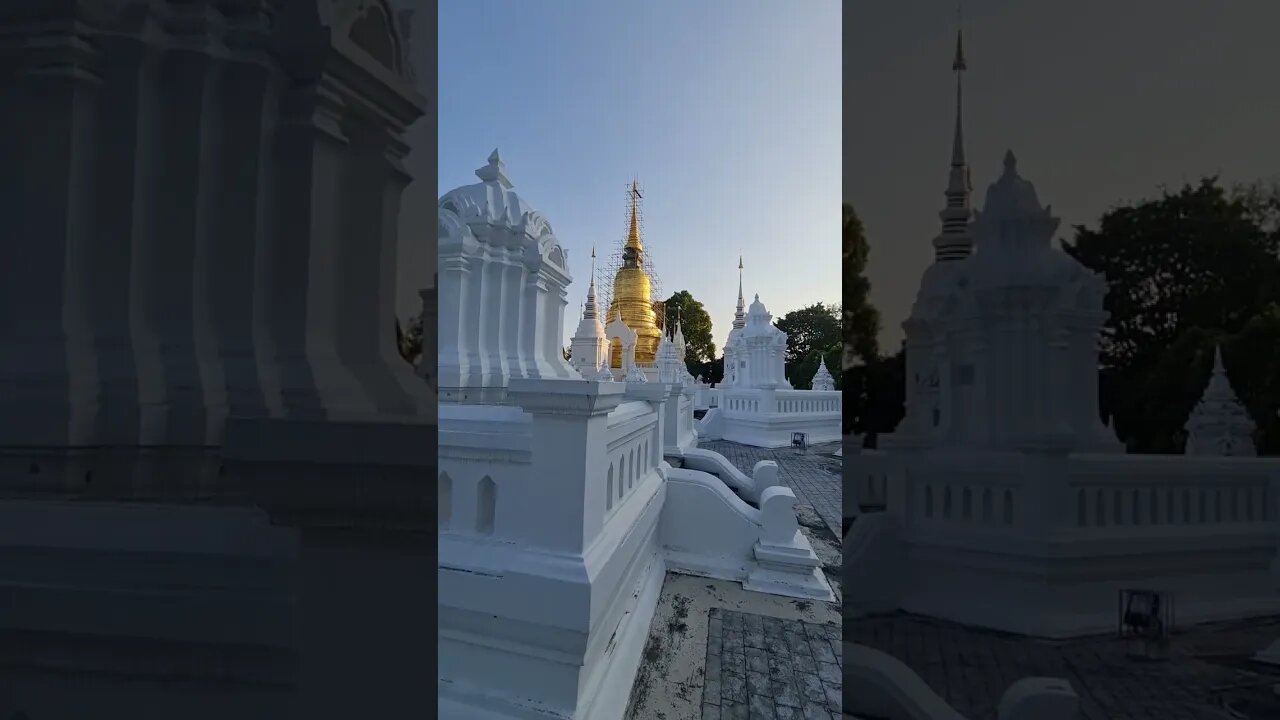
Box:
843;203;880;369
663;290;716;366
1063;178;1280;370
1063;177;1280;452
774;302;841;389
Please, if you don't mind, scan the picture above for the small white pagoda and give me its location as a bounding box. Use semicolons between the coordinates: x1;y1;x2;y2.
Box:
569;249;609;379
1184;345;1257;456
811;357;836;392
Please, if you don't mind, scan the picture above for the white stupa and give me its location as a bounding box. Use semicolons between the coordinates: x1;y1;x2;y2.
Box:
655;328;683;384
1184;345;1256;456
811;356;836;391
735;294;792;390
569;248;609;378
889;148;1118;453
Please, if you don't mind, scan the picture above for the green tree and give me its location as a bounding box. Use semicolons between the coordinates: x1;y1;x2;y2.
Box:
663;290;716;366
396;313;423;366
1233;177;1280;235
843;203;881;369
1064;178;1280;371
775;302;841;367
1064;177;1280;452
853;345;906;442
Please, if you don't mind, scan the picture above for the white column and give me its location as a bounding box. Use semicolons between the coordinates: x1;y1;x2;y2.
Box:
435;247;471;396
256;86;329;419
0;34;103;448
132;48;214;445
481;245;508;386
203;59;272;428
544;274;575;379
86;36;146;445
298;90;375;418
501;254;528;380
464;250;488;388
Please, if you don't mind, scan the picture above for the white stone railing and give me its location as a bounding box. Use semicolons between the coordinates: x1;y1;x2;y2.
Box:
914;476;1025;529
604;399;663;518
846;450;893;518
719;388;841;415
775;389;841;414
722;394;761;413
1064;454;1278;532
855;450;1280;541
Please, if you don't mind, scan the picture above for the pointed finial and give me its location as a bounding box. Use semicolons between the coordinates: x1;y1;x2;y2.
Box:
626;181;643;250
952;5;966;72
475;148;512;188
1213;344;1225;373
1002;149;1018;174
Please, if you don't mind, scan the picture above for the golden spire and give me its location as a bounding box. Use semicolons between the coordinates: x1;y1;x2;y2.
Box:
626;180;644;251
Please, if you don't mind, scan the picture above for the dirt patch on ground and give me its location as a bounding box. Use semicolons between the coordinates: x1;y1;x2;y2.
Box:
625;573;840;720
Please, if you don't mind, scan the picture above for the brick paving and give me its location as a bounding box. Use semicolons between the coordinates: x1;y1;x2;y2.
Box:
698;440;843;539
703;609;842;719
845;613;1280;719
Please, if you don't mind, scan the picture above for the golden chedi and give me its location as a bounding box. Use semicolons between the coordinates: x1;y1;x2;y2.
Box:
608;183;662;367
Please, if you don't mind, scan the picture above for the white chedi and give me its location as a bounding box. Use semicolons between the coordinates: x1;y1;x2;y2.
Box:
568;249;609;378
1185;345;1256;456
735;294;792;390
810;356;835;392
893;151;1115;452
656;330;684;384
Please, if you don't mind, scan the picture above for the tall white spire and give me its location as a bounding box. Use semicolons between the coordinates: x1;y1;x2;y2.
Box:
932;10;974;262
583;246;599;319
733;256;746;330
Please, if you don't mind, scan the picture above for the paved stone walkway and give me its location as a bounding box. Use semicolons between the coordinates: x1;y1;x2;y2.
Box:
845;613;1280;720
698;441;842;539
703;609;842;719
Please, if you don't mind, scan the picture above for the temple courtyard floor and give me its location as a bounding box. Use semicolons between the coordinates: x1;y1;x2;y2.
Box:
625;441;844;719
845;610;1280;719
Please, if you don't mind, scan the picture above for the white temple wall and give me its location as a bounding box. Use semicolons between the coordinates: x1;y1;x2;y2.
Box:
438;381;668;718
849;448;1280;637
717;388;842;448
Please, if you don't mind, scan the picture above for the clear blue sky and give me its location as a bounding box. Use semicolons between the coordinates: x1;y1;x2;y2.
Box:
438;0;842;352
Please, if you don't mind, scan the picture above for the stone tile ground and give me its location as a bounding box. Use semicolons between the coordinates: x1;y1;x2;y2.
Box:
626;444;844;720
626;575;840;720
845;613;1280;720
702;608;842;719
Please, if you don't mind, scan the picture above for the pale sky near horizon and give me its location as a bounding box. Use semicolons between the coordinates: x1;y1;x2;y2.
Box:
848;0;1280;350
437;0;842;352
